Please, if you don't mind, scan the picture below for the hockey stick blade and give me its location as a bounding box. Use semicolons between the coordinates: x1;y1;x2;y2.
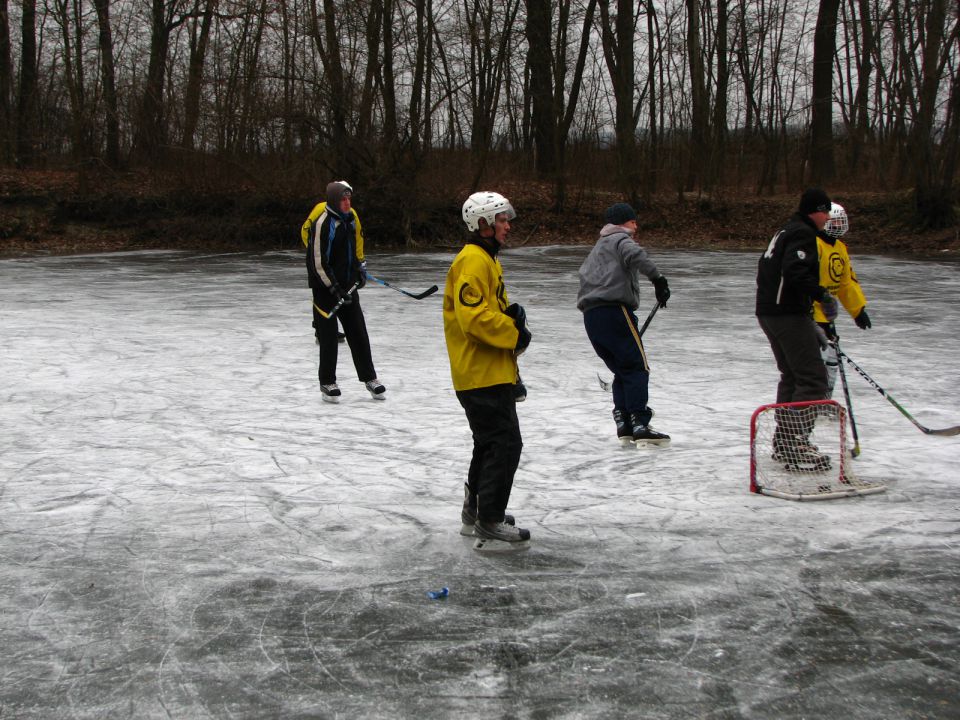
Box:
367;274;438;300
597;373;612;392
837;348;960;437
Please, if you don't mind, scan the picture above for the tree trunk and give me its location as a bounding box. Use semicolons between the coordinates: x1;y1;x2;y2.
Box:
16;0;38;166
181;0;216;151
92;0;120;166
0;0;13;164
808;0;840;184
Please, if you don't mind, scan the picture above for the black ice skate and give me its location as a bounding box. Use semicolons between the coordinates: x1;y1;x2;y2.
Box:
613;409;634;447
772;436;831;472
473;520;531;553
629;412;670;446
320;383;341;403
364;379;386;400
460;485;515;535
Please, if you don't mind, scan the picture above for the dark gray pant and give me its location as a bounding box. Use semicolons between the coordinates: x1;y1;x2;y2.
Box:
758;313;829;404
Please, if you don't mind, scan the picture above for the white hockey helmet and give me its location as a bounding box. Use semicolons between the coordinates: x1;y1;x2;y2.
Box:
462;191;516;232
824;202;848;238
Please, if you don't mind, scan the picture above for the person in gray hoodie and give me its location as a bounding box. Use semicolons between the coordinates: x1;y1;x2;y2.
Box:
577;203;671;446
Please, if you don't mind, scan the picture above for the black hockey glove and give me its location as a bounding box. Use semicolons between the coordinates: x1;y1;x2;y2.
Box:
356;261;367;289
506;303;531;355
331;283;353;306
855;308;871;329
514;324;532;355
652;275;670;308
825;322;838;341
505;302;527;328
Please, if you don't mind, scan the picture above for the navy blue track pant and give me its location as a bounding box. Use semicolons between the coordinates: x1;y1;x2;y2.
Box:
583;304;653;426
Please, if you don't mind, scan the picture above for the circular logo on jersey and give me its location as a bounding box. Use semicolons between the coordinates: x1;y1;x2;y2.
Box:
458;282;483;307
797;249;806;260
829;253;845;283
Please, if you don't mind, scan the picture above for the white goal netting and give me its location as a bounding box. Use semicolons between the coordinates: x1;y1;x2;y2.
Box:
750;400;886;501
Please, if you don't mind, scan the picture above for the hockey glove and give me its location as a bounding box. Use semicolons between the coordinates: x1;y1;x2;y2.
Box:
332;283;353;306
652;275;670;308
814;323;830;350
820;295;839;322
514;324;532;355
825;322;838;341
356;261;367;289
505;302;527;328
855;308;871;329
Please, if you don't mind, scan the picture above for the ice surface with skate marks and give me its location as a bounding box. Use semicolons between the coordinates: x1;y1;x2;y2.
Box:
1;247;959;718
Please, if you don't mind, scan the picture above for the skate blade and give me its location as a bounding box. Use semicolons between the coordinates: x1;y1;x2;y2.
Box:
459;522;476;537
368;392;386;401
321;395;340;404
472;536;531;553
618;437;636;448
633;438;670;447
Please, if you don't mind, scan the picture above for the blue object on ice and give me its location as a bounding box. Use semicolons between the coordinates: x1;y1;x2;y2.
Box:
427;587;449;600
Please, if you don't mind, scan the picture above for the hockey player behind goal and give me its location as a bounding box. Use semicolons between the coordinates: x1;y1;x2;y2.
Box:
750;399;885;500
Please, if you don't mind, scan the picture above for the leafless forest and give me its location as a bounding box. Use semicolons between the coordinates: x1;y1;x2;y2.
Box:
0;0;957;246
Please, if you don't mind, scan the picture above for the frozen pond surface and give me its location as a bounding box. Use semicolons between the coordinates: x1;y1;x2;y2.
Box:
1;247;959;718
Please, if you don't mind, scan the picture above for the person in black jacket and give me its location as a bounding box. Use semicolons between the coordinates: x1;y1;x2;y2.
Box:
305;180;385;403
756;188;836;462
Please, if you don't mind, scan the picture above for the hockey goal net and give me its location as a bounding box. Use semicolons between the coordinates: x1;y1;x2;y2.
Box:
750;400;885;500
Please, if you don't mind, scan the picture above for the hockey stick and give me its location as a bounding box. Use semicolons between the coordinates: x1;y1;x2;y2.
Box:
366;273;438;300
836;347;960;437
313;282;358;320
833;339;861;457
598;302;661;392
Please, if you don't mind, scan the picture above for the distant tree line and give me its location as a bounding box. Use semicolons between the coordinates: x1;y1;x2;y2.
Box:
1;0;957;233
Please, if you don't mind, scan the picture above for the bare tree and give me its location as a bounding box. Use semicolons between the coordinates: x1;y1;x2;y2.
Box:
180;0;216;151
907;0;956;227
808;0;840;183
0;0;12;163
524;0;597;210
16;0;40;166
92;0;120;166
598;0;640;201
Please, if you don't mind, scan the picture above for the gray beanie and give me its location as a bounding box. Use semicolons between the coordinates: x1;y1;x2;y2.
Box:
604;202;637;226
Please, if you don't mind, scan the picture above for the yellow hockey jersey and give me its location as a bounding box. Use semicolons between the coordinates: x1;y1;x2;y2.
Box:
813;235;867;323
443;243;520;391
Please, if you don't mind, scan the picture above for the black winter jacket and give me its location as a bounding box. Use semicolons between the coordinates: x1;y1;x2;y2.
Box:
755;212;826;316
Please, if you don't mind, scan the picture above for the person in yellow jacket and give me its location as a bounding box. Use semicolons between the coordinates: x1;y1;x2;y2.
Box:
302;188;366;346
812;202;872;395
304;180;384;402
444;191;532;552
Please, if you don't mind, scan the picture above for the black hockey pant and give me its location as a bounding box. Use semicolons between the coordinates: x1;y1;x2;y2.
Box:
456;384;523;524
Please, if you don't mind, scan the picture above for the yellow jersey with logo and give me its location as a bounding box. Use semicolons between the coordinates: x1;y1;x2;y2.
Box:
813;235;866;323
443;243;520;391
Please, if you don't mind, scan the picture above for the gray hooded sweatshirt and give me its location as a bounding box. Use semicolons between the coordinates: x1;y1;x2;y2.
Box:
576;224;662;312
